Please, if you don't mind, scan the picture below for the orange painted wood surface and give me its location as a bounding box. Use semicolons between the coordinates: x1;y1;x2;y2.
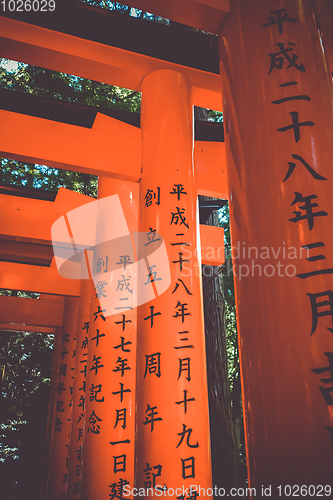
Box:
136;69;212;494
80;178;138;500
46;297;79;500
0;294;65;327
195;141;228;199
0;115;228;200
0;110;142;182
220;0;333;487
0;324;57;334
200;224;224;266
0;259;80;296
0;187;94;243
66;279;93;500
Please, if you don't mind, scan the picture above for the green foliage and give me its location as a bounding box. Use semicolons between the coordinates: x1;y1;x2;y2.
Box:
219;203;239;392
207;110;223;122
78;0;130;14
0;158;98;196
0;290;39;299
0;58;141;112
0;330;53;499
219;204;246;480
0;331;53;412
219;203;235;304
78;0;170;24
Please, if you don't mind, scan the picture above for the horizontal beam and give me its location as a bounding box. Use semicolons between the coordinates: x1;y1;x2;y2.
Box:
0;323;57;334
0;238;53;266
0;16;222;111
195;142;228;199
0;0;221;72
0;109;228;199
0;109;142;182
0;258;81;296
0;187;94;244
0;294;65;327
0;150;227;251
200;224;225;266
1;220;225;266
0;234;224;295
0;88;224;140
0;88;141;129
0;184;57;201
0;221;224;298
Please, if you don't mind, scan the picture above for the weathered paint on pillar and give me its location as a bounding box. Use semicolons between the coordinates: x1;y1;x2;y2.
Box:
136;69;212;494
46;297;79;500
219;0;333;488
67;278;93;500
80;177;138;500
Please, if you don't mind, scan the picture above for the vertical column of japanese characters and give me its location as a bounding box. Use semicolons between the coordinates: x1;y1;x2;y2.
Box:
262;1;333;479
261;0;333;472
67;279;93;500
46;297;79;500
136;69;212;496
219;0;333;487
80;192;137;500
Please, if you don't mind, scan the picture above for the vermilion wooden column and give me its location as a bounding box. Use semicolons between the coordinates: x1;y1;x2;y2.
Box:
67;279;93;500
46;297;79;500
42;326;62;500
136;70;212;495
80;178;138;500
219;0;333;489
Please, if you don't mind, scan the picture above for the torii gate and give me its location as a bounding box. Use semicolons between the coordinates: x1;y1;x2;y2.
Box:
1;0;333;497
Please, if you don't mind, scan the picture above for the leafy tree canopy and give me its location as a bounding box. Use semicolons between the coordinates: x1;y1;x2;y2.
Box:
0;330;53;499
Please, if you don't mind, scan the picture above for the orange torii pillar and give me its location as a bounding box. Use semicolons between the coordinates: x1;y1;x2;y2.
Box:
136;70;212;495
80;177;138;500
42;325;63;500
67;279;93;500
46;297;79;500
219;0;333;490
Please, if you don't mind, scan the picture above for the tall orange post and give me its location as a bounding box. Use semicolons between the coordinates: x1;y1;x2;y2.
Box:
136;70;212;495
219;0;333;489
46;297;79;500
80;177;138;500
67;279;93;500
42;325;62;500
